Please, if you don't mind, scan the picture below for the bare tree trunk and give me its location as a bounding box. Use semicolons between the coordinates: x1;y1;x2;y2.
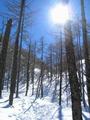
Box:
0;18;5;43
9;0;25;105
80;0;90;107
50;47;53;83
77;23;86;107
36;37;44;98
59;31;63;106
25;42;31;96
7;71;10;92
16;15;24;98
65;71;69;107
0;19;12;98
31;41;36;95
40;38;44;98
65;23;82;120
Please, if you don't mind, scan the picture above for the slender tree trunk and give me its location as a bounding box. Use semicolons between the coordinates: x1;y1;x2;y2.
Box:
9;0;25;105
0;18;5;43
59;31;63;106
36;38;44;98
50;47;53;83
40;64;44;98
25;43;31;96
7;71;10;92
40;39;44;98
77;23;86;107
0;19;12;98
31;66;34;95
80;0;90;107
16;15;24;98
31;42;36;95
81;58;86;107
65;23;82;120
65;71;69;107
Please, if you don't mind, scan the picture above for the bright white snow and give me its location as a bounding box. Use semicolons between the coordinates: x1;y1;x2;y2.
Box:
0;67;90;120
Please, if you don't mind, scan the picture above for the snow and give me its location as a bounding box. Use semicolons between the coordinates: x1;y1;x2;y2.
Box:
0;67;90;120
0;91;72;120
0;91;59;120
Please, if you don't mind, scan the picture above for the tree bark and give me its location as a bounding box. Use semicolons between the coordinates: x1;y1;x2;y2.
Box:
9;0;25;105
65;23;82;120
80;0;90;107
0;19;12;98
25;43;31;96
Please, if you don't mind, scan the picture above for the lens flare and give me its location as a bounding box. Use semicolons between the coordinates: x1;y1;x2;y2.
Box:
50;4;71;25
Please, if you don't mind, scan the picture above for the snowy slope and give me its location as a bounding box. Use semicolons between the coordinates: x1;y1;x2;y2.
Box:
0;68;90;120
0;90;72;120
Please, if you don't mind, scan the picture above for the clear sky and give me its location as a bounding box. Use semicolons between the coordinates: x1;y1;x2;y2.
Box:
0;0;90;44
30;0;90;44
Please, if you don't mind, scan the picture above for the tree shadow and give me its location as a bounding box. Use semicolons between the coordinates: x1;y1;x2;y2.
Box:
83;103;90;113
58;107;63;120
0;99;8;103
82;113;90;120
2;103;12;108
49;107;62;120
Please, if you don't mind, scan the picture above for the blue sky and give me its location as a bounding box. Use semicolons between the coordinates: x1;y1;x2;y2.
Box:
0;0;90;45
30;0;90;44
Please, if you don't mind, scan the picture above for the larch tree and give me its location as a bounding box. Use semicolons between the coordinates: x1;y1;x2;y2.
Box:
65;22;82;120
59;30;63;106
0;18;12;98
25;40;31;96
9;0;25;105
80;0;90;107
31;41;36;95
16;14;24;98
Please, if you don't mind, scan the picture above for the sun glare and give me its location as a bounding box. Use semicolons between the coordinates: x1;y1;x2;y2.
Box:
50;3;71;25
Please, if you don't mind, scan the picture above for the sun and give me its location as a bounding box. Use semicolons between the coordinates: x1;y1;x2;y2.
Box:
50;3;70;25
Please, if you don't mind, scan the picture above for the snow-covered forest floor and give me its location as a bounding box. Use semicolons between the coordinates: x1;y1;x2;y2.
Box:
0;68;90;120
